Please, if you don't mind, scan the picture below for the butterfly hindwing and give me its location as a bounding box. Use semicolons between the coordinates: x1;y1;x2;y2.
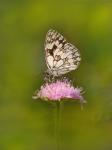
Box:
45;29;81;76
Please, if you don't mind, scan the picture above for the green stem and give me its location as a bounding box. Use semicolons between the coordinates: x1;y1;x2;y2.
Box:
55;101;63;150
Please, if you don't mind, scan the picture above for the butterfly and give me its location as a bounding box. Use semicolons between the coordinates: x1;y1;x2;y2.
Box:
45;29;81;77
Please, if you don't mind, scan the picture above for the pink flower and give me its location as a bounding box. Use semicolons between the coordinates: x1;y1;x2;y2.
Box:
32;80;85;103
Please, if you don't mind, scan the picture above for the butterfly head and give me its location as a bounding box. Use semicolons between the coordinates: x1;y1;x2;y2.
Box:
46;69;58;77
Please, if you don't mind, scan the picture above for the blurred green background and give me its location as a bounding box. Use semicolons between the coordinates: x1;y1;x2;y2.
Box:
0;0;112;150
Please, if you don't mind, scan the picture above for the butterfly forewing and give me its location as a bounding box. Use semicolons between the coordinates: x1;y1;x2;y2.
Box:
45;29;81;76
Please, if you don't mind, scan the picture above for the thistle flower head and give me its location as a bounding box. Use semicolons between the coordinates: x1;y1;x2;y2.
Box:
32;79;85;103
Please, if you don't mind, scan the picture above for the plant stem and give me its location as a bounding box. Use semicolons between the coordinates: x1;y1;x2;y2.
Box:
55;101;63;150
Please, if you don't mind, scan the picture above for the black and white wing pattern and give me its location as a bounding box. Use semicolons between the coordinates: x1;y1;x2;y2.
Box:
45;29;81;77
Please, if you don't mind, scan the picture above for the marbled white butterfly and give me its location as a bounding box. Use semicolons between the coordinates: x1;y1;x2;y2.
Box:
45;29;81;77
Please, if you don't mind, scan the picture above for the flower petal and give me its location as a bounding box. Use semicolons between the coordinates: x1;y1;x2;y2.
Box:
33;80;85;103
